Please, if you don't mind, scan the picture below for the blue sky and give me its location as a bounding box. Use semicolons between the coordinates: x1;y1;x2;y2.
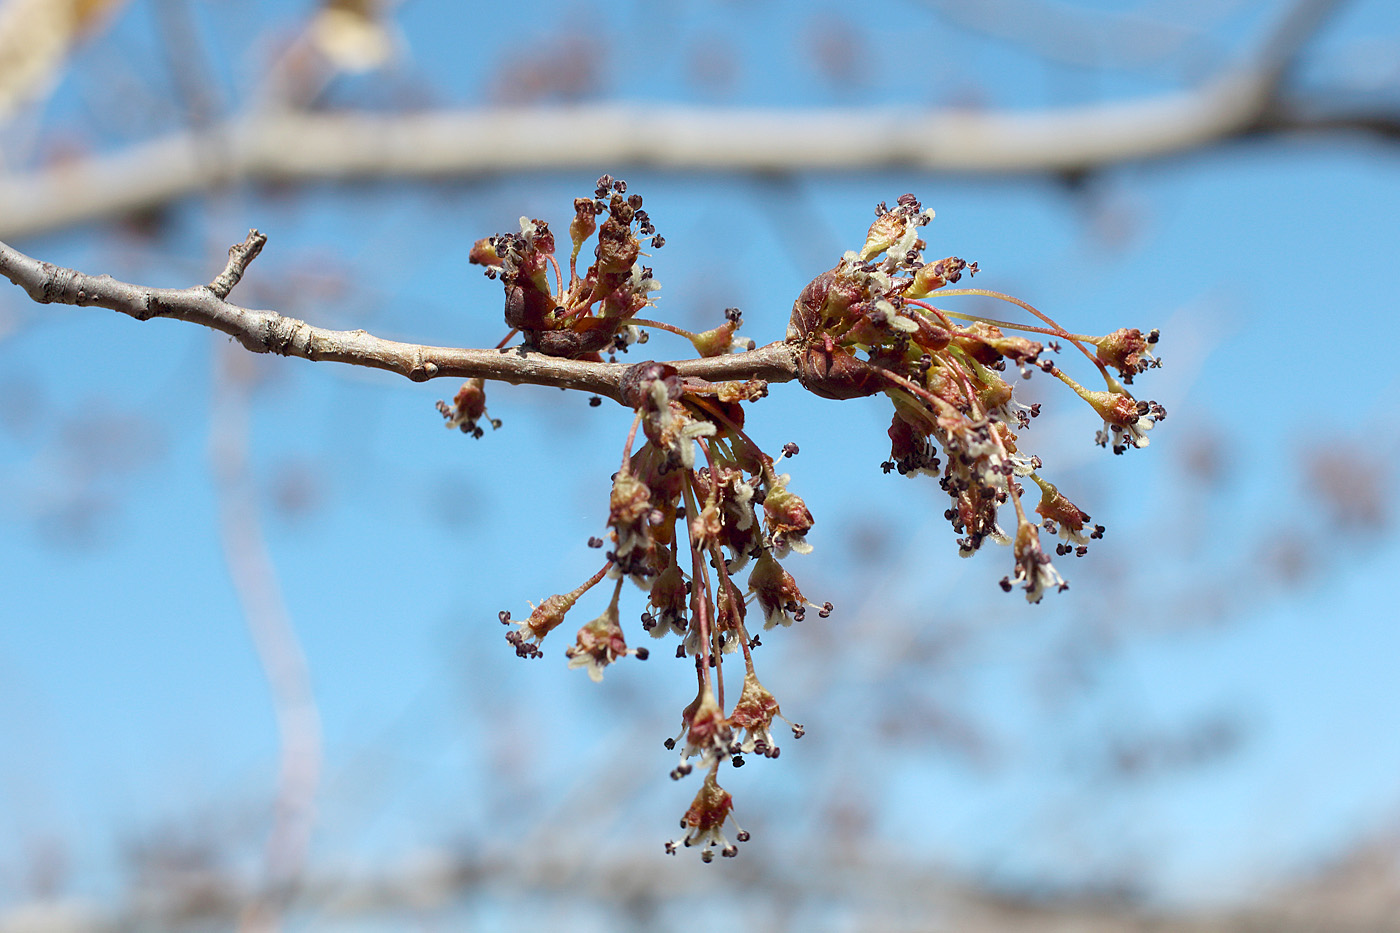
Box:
3;0;1400;918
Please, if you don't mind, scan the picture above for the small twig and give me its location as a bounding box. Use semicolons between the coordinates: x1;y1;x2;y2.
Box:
208;229;267;300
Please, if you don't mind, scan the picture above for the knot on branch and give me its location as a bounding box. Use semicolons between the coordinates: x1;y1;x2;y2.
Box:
260;314;309;357
36;261;82;305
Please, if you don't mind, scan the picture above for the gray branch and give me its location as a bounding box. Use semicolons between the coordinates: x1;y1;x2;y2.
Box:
0;0;1361;241
0;235;800;400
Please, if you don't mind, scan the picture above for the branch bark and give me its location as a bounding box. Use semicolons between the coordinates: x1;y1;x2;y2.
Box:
0;235;800;401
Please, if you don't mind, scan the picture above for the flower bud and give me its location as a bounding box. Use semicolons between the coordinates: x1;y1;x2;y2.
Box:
569;197;598;262
467;237;502;267
1093;327;1159;382
647;558;688;637
904;255;967;298
729;671;783;756
666;770;744;861
763;476;814;556
747;551;808;628
565;598;630;682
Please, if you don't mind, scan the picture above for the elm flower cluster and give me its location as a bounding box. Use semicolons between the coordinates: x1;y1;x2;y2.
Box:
488;179;827;860
476;181;1163;859
786;193;1165;602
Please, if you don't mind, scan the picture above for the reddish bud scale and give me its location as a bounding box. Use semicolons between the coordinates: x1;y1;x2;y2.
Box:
620;362;681;410
797;340;886;400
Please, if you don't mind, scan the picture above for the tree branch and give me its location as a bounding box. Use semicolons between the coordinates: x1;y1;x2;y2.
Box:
0;1;1359;241
0;235;800;401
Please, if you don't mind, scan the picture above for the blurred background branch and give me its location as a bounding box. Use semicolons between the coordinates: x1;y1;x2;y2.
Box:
0;0;1390;240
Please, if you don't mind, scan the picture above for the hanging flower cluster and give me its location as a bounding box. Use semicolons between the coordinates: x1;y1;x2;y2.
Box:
461;180;1163;859
498;352;821;861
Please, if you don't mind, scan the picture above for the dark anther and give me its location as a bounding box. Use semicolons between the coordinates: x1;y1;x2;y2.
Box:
589;396;602;407
587;536;604;548
737;830;751;843
999;577;1013;593
781;442;799;458
613;179;627;193
664;737;676;750
651;235;666;248
498;610;511;624
676;645;686;659
732;755;745;768
635;647;649;661
627;193;643;209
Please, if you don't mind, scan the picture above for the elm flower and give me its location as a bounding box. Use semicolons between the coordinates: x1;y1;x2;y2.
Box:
645;557;688;637
763;474;814;557
501;565;612;659
665;769;749;862
564;587;648;682
435;378;501;439
1093;327;1161;384
1075;387;1167;455
668;684;736;779
747;551;829;629
1006;522;1067;604
609;465;668;582
639;376;716;470
729;670;803;758
501;593;577;660
689;307;756;358
1031;475;1105;553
